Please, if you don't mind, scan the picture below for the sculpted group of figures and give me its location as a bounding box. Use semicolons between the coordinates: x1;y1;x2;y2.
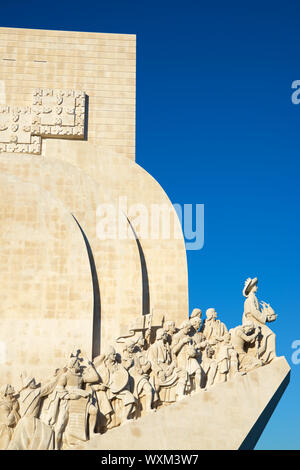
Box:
0;277;278;450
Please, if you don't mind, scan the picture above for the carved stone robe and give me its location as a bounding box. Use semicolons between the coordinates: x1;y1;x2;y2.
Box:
147;340;185;403
201;319;227;345
123;349;153;398
172;330;201;376
0;397;19;449
8;380;56;450
215;342;238;382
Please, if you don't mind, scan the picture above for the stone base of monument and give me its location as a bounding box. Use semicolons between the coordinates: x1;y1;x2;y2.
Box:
80;356;290;450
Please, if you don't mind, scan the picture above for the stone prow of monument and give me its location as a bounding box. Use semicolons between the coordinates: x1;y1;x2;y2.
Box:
81;357;290;450
0;27;290;451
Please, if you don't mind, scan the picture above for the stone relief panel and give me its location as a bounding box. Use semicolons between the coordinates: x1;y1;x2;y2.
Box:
32;89;85;139
0;106;41;154
0;89;86;155
0;277;278;450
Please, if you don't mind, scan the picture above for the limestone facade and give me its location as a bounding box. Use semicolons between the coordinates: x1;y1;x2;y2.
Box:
0;27;136;159
0;27;189;385
0;28;289;451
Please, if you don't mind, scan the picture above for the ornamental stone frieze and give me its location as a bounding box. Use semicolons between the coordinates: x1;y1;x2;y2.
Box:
0;88;86;154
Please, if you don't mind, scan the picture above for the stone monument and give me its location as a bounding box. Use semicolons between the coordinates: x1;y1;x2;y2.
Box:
0;27;290;450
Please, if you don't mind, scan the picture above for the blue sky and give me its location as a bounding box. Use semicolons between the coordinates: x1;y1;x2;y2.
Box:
2;0;300;449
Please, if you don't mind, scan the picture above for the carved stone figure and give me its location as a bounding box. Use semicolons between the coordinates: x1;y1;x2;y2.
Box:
190;308;202;323
147;328;188;403
201;308;228;348
8;374;57;450
122;337;156;414
189;309;205;344
43;351;98;449
189;312;207;364
88;357;114;432
230;322;263;372
242;277;277;364
172;320;204;393
214;333;239;383
164;320;177;345
0;385;20;449
93;347;136;427
201;344;218;387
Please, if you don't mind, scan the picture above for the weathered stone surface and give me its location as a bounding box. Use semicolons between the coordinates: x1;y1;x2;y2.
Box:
0;27;290;451
0;172;94;385
82;356;290;450
0;27;136;160
0;27;189;383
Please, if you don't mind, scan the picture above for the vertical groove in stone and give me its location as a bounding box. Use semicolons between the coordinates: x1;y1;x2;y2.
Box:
72;214;101;358
126;216;150;316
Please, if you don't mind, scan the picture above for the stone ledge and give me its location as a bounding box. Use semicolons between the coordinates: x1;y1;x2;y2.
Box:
80;356;290;450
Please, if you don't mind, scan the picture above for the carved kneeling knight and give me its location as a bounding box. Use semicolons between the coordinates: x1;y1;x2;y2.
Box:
230;322;263;373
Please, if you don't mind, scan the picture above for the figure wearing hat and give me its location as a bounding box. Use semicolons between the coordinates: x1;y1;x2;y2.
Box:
242;277;277;364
